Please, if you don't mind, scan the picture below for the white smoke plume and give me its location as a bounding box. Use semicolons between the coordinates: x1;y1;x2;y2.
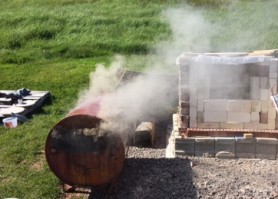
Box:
74;1;277;135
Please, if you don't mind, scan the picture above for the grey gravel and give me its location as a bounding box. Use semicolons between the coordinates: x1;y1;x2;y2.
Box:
110;146;278;199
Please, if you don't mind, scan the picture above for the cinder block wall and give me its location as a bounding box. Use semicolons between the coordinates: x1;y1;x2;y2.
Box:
178;54;278;130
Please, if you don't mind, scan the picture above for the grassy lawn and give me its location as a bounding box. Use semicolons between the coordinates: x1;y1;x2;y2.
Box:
0;0;277;198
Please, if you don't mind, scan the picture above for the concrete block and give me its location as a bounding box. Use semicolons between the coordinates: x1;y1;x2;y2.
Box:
260;89;269;100
259;77;268;89
255;138;278;160
175;137;195;156
251;100;261;112
235;137;255;158
220;122;243;129
250;112;260;123
195;137;215;157
197;122;220;129
204;111;227;122
228;100;251;112
227;112;250;123
215;137;235;157
250;76;260;100
204;100;228;112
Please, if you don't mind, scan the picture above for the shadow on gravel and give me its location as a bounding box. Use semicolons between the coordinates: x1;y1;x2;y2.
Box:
112;157;197;199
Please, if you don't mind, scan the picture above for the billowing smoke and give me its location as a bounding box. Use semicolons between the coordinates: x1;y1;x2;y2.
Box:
74;55;177;136
74;1;277;135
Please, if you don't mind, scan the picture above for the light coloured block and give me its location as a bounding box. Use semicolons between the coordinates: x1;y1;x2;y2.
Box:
268;108;276;119
243;123;268;130
204;100;228;112
197;87;210;100
268;119;276;130
204;111;227;122
251;100;261;112
261;100;269;112
260;89;269;100
250;76;260;100
197;122;220;129
227;112;251;123
189;95;197;107
197;111;203;123
220;122;243;129
269;72;278;79
243;123;255;129
190;108;197;118
251;112;260;123
228;100;251;112
197;100;204;112
269;79;277;96
260;77;268;89
190;117;197;128
269;59;278;78
256;123;268;130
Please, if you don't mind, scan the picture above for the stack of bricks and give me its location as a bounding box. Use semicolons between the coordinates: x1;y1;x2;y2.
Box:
178;53;278;130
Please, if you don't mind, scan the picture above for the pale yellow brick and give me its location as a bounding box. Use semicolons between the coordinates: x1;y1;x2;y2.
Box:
251;112;260;123
197;111;203;123
260;77;268;89
204;100;228;112
261;100;269;112
268;108;277;119
197;122;220;129
251;100;261;112
228;100;251;112
256;123;268;130
260;89;269;100
220;122;243;129
243;123;255;129
268;119;276;130
190;118;197;128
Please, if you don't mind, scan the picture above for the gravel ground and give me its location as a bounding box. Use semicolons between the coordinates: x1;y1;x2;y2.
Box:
63;146;278;199
110;146;278;199
62;124;278;199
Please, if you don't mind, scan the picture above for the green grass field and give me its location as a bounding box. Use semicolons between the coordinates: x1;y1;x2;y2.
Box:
0;0;277;198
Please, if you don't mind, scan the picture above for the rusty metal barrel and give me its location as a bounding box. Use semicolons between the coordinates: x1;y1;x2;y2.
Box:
45;102;125;188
